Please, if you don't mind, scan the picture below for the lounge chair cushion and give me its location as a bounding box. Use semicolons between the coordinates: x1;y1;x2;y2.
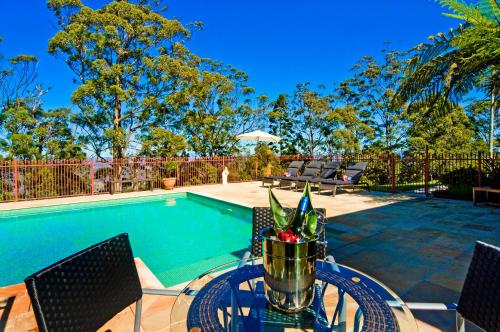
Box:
345;169;363;183
288;161;304;169
301;161;323;177
324;161;341;169
347;162;368;170
294;176;314;182
320;162;340;177
301;167;319;177
306;160;324;169
288;167;300;177
264;161;304;180
320;177;358;185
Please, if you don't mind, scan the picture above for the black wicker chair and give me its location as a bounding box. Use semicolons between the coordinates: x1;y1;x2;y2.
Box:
250;207;327;259
24;233;179;332
404;241;500;331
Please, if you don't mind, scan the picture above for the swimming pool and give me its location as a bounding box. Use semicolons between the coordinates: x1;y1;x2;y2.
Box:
0;193;252;287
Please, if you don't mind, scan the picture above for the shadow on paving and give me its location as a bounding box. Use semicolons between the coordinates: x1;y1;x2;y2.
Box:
323;194;499;331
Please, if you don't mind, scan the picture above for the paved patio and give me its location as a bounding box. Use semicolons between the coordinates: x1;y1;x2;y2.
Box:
1;182;498;331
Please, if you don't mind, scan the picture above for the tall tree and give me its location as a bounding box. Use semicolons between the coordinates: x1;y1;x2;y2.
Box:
0;41;82;159
467;97;500;149
292;83;330;156
322;103;374;154
406;101;486;153
139;127;187;157
267;94;297;155
48;0;197;159
338;50;410;152
182;60;258;156
1;103;83;160
400;0;499;156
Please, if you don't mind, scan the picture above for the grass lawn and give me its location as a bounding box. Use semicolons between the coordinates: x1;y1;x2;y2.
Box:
370;180;442;192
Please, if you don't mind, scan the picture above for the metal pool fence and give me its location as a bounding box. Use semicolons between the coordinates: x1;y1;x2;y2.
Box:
0;150;498;202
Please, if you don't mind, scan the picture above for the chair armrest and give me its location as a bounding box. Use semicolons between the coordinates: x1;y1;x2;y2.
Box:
142;288;181;296
405;302;457;311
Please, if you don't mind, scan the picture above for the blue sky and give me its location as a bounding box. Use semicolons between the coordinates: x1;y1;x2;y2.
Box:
0;0;458;109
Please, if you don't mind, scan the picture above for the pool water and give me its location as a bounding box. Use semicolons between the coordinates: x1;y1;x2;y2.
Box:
0;193;252;287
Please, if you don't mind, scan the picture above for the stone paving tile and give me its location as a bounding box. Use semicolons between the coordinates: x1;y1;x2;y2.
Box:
427;260;468;292
328;243;365;260
1;183;499;331
403;280;461;303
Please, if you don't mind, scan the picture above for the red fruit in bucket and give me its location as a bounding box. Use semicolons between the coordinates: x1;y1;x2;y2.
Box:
277;228;301;243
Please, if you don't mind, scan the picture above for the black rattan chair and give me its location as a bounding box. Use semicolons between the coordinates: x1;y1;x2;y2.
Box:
24;233;179;332
404;241;500;331
250;207;327;259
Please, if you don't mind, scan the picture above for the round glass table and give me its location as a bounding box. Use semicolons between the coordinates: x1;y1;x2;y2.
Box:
170;258;419;332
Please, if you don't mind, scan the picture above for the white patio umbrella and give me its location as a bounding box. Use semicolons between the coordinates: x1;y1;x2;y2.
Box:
236;130;281;178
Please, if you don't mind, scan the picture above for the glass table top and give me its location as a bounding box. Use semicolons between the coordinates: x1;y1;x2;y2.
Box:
170;258;419;332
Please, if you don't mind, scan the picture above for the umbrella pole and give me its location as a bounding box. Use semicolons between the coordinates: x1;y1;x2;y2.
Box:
255;138;259;179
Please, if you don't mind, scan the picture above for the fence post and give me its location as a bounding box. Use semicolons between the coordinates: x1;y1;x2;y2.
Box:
13;160;19;201
424;146;430;197
90;160;95;195
176;160;180;185
477;152;482;187
390;155;396;193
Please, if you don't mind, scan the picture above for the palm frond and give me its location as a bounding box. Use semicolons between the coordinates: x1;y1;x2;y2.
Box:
438;0;495;26
399;0;499;112
477;0;500;24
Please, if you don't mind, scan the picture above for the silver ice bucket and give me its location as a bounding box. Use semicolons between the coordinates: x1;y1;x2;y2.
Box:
260;227;317;313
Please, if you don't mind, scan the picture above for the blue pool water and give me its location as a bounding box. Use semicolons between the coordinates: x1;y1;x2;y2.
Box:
0;193;252;287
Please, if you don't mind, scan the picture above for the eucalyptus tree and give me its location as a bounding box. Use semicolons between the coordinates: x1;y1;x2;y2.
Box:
291;83;330;156
267;94;297;155
47;0;198;160
139;127;187;157
0;40;82;159
181;59;258;156
338;50;410;153
1;104;84;160
406;101;484;154
322;102;374;154
400;0;499;156
0;52;38;109
467;97;500;148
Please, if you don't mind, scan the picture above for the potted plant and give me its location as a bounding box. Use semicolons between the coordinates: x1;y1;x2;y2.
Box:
262;183;323;313
161;161;178;190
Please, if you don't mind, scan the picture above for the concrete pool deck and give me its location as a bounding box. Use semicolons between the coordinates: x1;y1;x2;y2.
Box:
0;182;499;331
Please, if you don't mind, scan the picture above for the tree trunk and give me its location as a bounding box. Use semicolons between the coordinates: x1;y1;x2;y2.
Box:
308;126;314;157
113;76;123;193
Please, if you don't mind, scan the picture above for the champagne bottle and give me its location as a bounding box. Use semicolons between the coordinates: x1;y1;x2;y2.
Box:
290;195;309;235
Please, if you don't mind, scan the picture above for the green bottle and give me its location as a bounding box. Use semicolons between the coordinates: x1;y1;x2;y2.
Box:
290;195;309;235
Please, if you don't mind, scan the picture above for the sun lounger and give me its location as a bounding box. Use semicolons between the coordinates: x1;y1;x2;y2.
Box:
295;161;342;191
317;162;370;196
261;160;304;187
279;160;324;190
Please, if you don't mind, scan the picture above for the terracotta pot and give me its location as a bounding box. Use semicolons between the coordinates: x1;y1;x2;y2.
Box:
162;177;176;190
